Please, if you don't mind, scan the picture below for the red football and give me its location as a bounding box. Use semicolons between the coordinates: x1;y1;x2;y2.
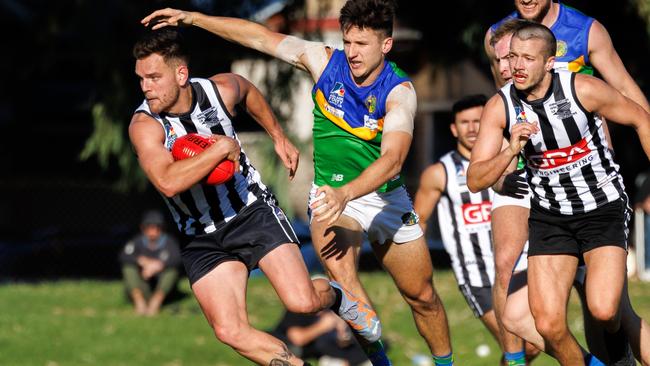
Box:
171;133;236;185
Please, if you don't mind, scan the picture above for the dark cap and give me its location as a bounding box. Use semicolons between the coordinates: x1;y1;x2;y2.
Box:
141;210;165;226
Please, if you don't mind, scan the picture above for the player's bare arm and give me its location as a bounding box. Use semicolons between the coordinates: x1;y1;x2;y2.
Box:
142;8;331;82
414;163;446;233
575;73;650;159
129;113;240;197
587;20;650;113
311;82;415;225
490;138;519;190
212;73;299;179
467;94;538;192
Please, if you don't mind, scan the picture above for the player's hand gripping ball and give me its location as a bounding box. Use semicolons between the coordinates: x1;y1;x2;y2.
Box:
171;133;235;185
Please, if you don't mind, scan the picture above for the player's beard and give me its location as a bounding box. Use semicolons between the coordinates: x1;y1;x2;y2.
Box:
516;70;547;98
460;136;476;152
149;87;181;114
523;1;551;23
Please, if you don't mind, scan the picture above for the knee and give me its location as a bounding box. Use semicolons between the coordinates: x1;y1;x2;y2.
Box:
212;322;248;349
502;307;532;340
534;314;567;342
283;293;322;314
282;285;322;314
402;284;442;312
494;252;518;281
588;301;619;325
502;307;524;335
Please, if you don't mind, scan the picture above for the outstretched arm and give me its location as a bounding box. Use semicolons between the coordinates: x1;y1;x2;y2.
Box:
588;21;650;113
575;74;650;160
211;73;299;179
413;163;446;233
311;82;416;225
141;8;330;81
467;94;538;192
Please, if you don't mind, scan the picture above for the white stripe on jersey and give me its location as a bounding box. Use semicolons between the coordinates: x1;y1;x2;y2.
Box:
437;151;495;287
500;70;625;215
135;77;272;236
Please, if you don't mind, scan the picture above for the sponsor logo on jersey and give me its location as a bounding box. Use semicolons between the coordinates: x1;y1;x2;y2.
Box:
401;211;419;226
549;98;576;120
556;40;568;57
365;94;377;114
364;115;378;130
325;104;345;119
514;106;529;124
163;120;178;149
527;137;592;170
461;202;491;225
196;106;224;128
328;82;346;106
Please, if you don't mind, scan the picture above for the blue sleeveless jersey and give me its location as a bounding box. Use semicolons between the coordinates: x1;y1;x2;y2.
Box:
491;2;595;75
311;49;411;191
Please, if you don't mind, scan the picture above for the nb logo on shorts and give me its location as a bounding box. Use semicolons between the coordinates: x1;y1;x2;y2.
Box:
401;211;419;226
461;202;491;225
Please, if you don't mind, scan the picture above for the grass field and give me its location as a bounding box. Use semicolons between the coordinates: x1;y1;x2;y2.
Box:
1;270;648;365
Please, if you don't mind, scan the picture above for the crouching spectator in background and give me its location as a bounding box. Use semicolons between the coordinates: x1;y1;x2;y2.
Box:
119;210;181;316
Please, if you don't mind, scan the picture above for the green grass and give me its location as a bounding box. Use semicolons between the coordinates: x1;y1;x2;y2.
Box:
0;270;648;365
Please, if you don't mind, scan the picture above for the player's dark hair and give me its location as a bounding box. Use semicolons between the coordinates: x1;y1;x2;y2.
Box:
452;94;487;117
133;28;189;65
513;21;557;59
339;0;396;37
490;19;527;47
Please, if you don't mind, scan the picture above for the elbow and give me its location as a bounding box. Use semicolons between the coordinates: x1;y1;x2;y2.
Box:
468;177;489;193
159;187;178;199
467;179;481;193
157;178;183;198
391;164;403;180
466;168;483;193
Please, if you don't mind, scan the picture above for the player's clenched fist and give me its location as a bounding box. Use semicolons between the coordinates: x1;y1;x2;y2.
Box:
508;121;539;155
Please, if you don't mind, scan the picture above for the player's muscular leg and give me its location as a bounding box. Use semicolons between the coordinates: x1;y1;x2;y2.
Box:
310;215;370;302
492;205;530;352
193;261;304;364
502;271;545;350
528;255;583;364
479;310;506;348
258;243;333;313
583;246;627;332
373;236;452;355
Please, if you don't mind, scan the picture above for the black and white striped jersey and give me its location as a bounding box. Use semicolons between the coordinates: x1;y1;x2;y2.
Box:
134;77;273;236
438;150;494;287
500;70;625;215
